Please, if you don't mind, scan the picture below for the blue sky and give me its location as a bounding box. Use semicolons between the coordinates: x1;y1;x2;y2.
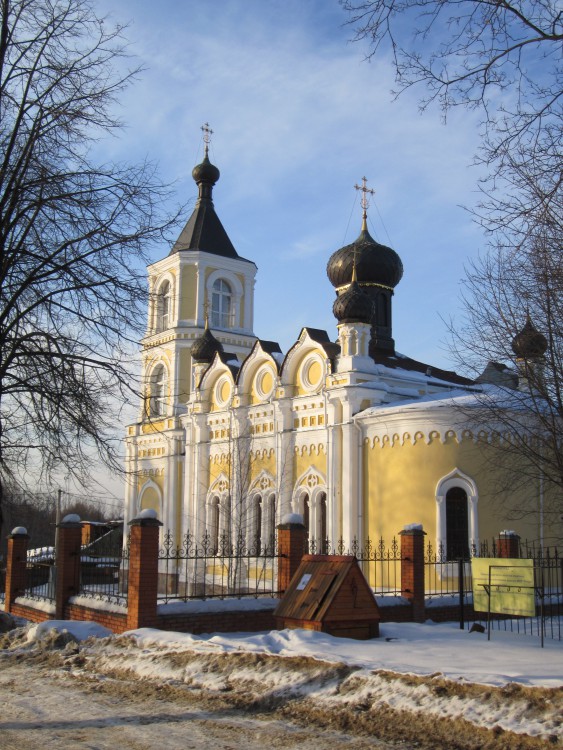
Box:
97;0;488;371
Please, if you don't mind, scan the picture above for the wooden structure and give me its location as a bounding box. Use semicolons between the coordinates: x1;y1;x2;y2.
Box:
274;555;380;639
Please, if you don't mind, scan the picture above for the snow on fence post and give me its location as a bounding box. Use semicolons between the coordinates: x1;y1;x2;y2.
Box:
126;510;162;630
277;513;307;596
496;530;520;559
5;526;30;613
55;514;83;620
399;524;426;623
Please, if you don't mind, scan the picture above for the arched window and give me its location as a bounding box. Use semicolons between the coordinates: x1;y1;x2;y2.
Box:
156;280;171;332
446;487;469;560
211;279;232;328
209;496;220;554
319;492;327;553
251;495;262;552
149;364;167;417
267;493;276;551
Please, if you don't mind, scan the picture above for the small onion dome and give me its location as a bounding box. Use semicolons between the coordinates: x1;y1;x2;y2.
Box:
512;315;547;359
332;279;374;323
192;153;220;186
327;225;403;290
191;327;224;363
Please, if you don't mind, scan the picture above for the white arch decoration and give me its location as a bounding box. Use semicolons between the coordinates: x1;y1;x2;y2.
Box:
435;468;479;555
292;467;328;547
138;478;163;518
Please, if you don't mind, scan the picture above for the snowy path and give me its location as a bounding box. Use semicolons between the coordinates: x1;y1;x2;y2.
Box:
0;659;393;750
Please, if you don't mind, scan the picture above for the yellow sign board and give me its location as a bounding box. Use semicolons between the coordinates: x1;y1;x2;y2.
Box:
472;558;536;617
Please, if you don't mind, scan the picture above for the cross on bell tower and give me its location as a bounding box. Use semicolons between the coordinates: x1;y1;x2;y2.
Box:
201;122;213;156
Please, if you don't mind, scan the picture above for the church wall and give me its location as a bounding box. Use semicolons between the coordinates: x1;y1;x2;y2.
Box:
363;436;544;546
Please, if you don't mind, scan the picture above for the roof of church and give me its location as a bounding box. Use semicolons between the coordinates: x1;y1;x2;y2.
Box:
169;152;254;265
373;351;474;386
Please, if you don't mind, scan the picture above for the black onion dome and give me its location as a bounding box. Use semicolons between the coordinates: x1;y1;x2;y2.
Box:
327;227;403;290
192;154;220;186
191;327;224;363
332;280;374;323
512;315;547;359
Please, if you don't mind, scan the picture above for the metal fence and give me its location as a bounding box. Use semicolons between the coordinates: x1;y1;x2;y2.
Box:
24;561;56;602
158;530;280;603
308;536;402;596
78;535;129;606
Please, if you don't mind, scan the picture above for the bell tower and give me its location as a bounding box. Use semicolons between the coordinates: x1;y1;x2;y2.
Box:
124;127;257;533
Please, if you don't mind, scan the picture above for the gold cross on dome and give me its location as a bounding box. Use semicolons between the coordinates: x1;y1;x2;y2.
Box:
201;122;213;155
354;176;375;228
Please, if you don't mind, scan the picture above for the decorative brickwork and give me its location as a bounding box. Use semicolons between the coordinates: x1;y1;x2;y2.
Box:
496;532;520;559
55;521;83;619
126;516;162;630
277;521;307;595
5;531;30;612
399;527;426;622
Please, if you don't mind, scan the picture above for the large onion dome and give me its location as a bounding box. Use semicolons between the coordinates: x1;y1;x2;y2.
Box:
191;327;224;363
512;315;547;359
332;277;373;323
327;224;403;290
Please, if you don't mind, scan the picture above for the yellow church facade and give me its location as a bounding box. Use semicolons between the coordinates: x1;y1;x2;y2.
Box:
124;138;557;560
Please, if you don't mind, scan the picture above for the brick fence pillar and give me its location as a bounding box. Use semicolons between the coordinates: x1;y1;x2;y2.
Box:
126;511;162;630
399;525;426;623
55;515;83;620
496;530;520;558
5;527;30;613
277;514;307;597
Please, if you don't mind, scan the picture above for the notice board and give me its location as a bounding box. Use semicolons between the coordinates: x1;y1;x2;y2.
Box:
472;558;535;617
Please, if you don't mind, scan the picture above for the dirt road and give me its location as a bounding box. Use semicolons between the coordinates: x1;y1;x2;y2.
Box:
0;656;393;750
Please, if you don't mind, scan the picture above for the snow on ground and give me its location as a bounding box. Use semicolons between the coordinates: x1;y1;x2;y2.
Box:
3;617;562;745
126;620;563;688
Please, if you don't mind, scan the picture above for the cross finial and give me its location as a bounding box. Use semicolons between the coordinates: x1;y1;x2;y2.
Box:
201;122;213;157
354;176;375;230
203;297;210;329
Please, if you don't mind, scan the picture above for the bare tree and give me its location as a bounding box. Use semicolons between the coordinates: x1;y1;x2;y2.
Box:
449;209;562;535
0;0;179;537
341;0;562;153
342;0;562;533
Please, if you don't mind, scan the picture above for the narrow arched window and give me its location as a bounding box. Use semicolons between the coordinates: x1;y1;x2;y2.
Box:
319;493;327;553
252;495;262;552
210;497;220;555
446;487;469;560
156;281;171;332
211;279;232;328
267;493;276;552
150;364;167;417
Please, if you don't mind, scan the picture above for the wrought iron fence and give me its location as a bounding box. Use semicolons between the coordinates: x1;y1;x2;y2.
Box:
307;536;402;596
158;530;280;603
24;561;56;602
78;535;129;606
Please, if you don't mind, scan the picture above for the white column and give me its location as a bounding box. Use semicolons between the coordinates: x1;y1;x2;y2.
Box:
124;438;139;526
341;401;359;547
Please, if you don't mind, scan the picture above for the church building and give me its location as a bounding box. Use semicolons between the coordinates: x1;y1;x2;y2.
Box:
124;132;556;559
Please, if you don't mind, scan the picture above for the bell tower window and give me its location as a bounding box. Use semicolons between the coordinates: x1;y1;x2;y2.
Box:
149;364;167;417
211;279;232;328
156;280;171;332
